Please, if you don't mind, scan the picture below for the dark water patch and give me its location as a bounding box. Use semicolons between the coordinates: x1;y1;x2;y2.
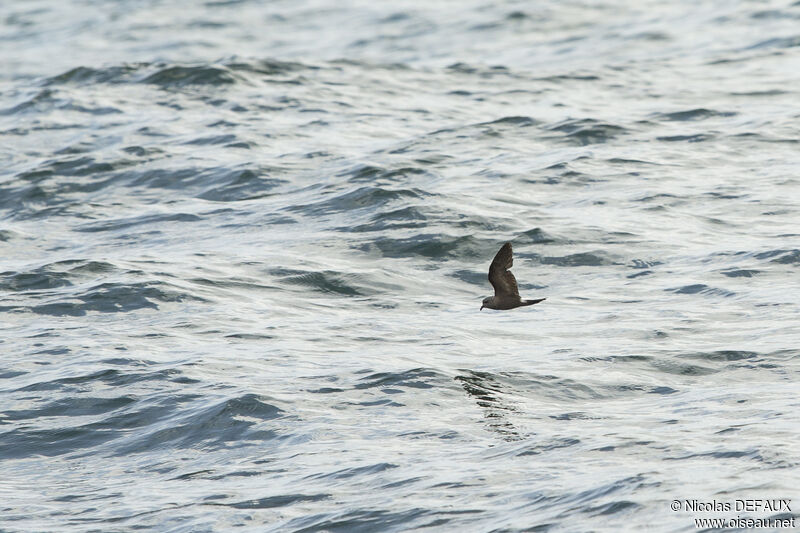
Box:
537;73;600;82
143;65;239;88
45;64;143;86
76;213;202;232
558;475;649;514
33;347;70;356
446;62;517;78
607;157;661;165
0;229;21;241
0;164;141;216
289;186;427;216
629;259;661;269
746;35;800;50
126;167;212;190
2;280;207;316
184;134;238;146
64;259;118;273
110;165;282;202
345;206;428;232
16;155;131;181
282;506;431;533
652;108;736;121
517;438;581;456
197;169;284;202
525;168;597;186
583;500;640;516
631;30;670;41
379;12;411;23
0;391;201;458
1;88;122;116
355;368;443;391
729;89;788;97
226;140;253;149
308;462;398;481
341;164;429;184
681;350;759;362
359;234;487;259
754;249;800;264
458;370;606;403
649;386;678;395
219;493;330;509
667;449;759;461
704;191;745;200
550;412;591;420
16;367;198;393
172;469;215;481
116;393;285;454
1;395;136;421
766;349;800;359
652;360;717;376
62;101;122;115
720;268;760;278
750;9;800;20
537;252;617;267
606;354;654;364
665;284;735;297
101;357;154;367
271;268;371;296
0;419;124;458
308;387;345;394
204;469;264;481
0;270;73;292
0;88;58;115
455;371;512;404
122;145;163;157
224;333;275;340
0;260;122;292
450;269;487;286
395;114;542;151
479;115;539;127
190;276;275;292
545;118;626;146
657;134;714;143
515;227;560;245
228;58;310;77
506;10;530;20
0;370;27;380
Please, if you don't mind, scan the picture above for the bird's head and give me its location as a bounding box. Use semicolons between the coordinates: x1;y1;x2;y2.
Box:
480;296;491;311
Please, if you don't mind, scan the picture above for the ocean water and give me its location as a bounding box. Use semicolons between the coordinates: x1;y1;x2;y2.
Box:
1;1;799;531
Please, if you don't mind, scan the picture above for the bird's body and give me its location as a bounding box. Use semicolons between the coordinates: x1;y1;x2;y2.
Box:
481;242;545;311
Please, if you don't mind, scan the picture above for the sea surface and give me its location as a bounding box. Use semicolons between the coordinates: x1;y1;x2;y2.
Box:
1;1;799;531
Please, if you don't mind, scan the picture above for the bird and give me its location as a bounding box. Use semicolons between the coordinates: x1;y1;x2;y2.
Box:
481;242;545;311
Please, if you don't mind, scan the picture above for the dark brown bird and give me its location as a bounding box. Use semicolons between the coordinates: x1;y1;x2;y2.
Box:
481;242;545;311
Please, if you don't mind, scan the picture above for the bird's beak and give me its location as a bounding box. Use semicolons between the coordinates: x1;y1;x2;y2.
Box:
480;305;484;311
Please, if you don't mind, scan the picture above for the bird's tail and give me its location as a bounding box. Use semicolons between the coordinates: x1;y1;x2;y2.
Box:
521;298;546;306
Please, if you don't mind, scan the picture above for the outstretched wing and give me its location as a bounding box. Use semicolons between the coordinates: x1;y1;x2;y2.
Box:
488;242;520;298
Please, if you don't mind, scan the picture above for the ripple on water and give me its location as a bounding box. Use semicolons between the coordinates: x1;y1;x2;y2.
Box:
358;234;489;259
270;268;376;296
0;275;207;316
114;393;286;455
754;248;800;264
651;108;737;122
289;185;429;217
545;118;627;146
665;284;736;298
